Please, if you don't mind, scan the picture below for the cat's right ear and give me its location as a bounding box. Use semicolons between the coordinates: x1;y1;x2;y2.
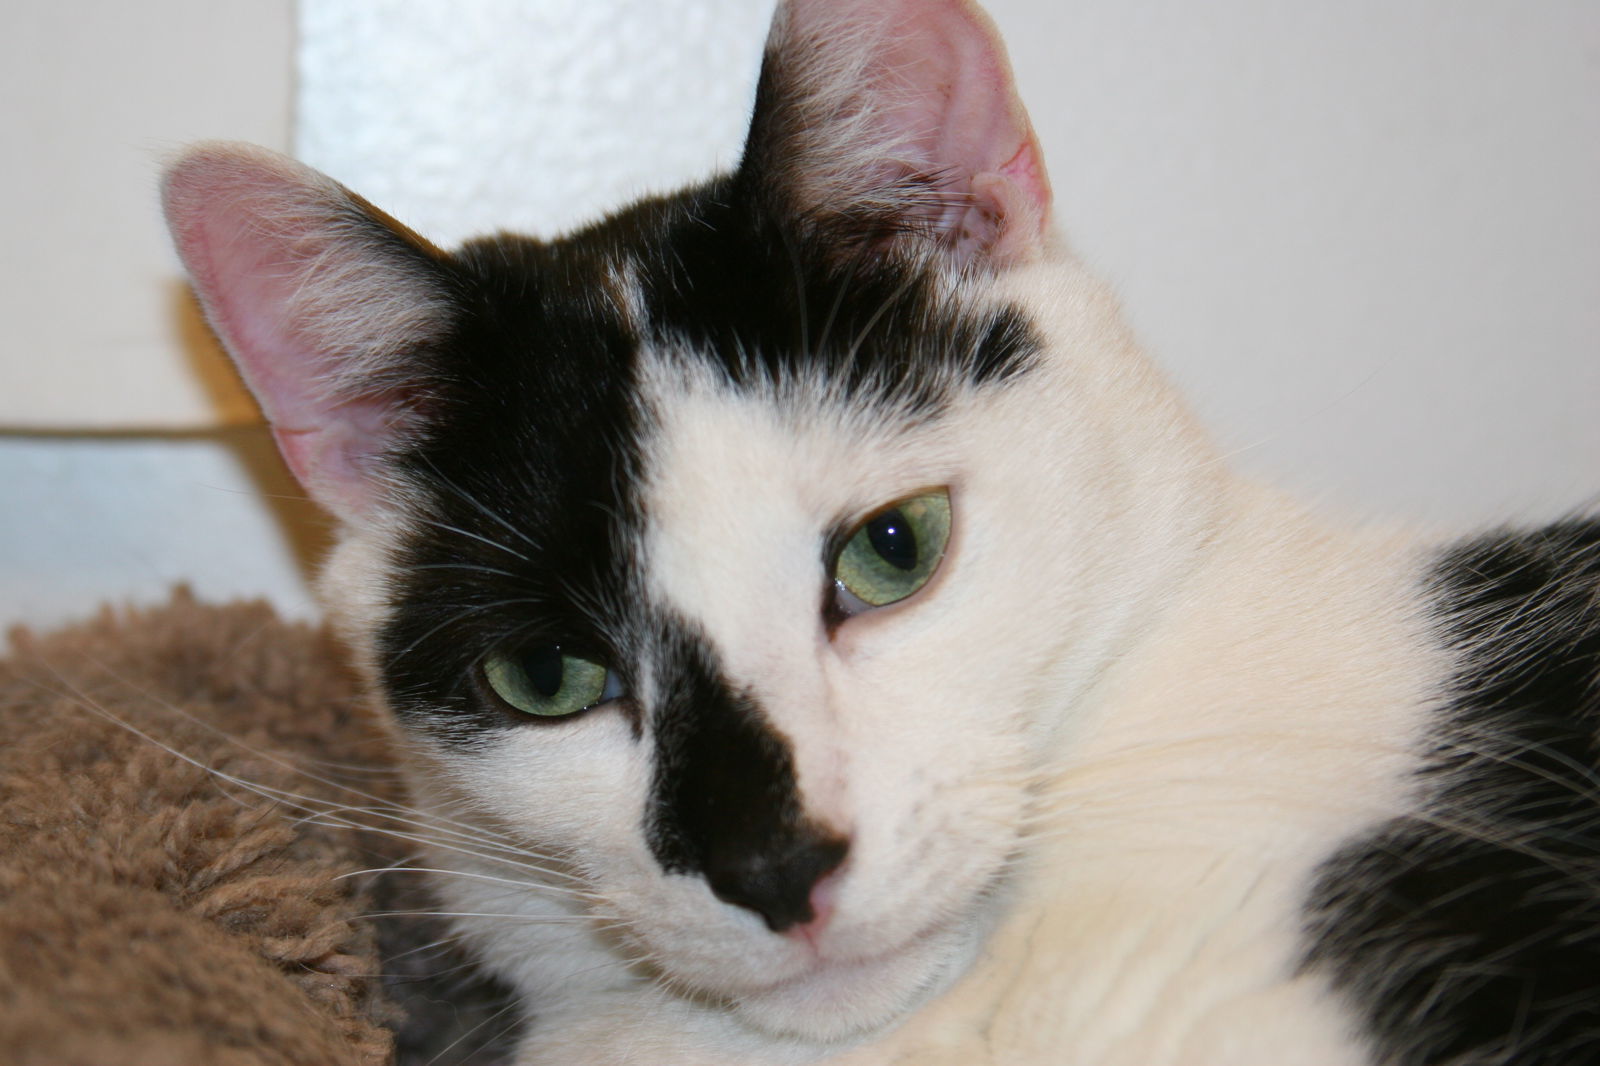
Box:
740;0;1052;270
163;143;453;523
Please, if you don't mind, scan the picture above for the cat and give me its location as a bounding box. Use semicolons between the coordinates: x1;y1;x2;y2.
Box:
161;0;1600;1063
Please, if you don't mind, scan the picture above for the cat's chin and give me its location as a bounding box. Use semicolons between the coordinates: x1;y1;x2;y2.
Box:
722;922;975;1044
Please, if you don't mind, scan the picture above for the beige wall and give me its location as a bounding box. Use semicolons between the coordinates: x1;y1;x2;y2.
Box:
1007;0;1600;524
2;0;291;429
3;0;1596;635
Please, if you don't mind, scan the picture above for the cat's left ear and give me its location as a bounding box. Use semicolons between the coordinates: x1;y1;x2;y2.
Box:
163;144;454;524
740;0;1052;268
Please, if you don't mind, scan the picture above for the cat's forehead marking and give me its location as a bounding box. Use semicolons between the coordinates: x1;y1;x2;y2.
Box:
578;177;1040;414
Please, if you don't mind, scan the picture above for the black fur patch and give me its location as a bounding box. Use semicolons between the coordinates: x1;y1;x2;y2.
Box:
645;616;846;931
629;175;1038;414
376;233;649;742
1303;519;1600;1066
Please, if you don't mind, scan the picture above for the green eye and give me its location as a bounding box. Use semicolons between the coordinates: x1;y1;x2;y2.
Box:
833;489;952;611
482;644;617;718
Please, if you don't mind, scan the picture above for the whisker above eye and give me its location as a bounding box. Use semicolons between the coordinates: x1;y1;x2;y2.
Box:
409;561;523;581
415;456;542;553
385;596;550;664
408;515;533;563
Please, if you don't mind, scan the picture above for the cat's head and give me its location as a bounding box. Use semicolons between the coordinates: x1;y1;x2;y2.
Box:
165;0;1218;1043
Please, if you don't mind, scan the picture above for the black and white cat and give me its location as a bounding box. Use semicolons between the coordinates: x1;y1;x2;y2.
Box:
162;0;1599;1062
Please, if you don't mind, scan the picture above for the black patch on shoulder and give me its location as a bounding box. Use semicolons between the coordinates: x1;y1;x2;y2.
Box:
1303;519;1600;1066
646;614;847;932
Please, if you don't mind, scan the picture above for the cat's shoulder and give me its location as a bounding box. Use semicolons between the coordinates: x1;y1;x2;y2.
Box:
1305;516;1600;1066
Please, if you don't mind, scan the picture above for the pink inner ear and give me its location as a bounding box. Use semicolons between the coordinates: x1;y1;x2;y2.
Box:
268;395;409;520
164;144;442;521
792;0;1053;262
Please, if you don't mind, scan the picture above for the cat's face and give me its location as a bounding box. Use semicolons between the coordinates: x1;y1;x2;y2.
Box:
317;240;1210;1041
164;0;1218;1043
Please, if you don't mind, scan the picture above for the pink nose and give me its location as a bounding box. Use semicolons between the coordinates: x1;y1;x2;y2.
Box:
789;866;845;949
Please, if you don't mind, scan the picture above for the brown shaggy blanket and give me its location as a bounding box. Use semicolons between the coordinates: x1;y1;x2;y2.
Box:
0;593;518;1066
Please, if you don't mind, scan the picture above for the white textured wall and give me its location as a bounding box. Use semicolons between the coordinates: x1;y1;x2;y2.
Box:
297;0;774;243
3;0;1596;639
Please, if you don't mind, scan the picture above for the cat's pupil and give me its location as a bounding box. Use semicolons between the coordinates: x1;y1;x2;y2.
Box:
868;509;918;571
525;645;565;698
